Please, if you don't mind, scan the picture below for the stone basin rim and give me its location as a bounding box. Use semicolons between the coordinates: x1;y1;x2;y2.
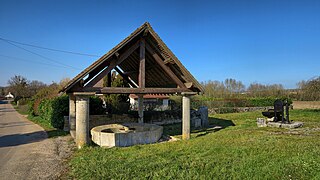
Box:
91;123;163;134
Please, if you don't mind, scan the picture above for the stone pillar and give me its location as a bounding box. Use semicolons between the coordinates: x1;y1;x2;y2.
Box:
182;95;191;140
198;106;209;128
138;95;144;123
69;94;76;139
76;95;90;149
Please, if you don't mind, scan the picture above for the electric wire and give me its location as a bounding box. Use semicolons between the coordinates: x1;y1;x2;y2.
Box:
1;39;81;70
0;54;74;69
0;37;100;57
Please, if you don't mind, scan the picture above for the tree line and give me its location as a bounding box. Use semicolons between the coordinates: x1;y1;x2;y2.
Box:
1;75;319;102
201;77;320;100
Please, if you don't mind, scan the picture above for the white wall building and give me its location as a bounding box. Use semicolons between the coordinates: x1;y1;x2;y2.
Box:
5;92;14;99
129;94;170;111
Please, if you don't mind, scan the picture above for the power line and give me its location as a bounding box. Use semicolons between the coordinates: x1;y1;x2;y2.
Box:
0;37;100;57
1;39;81;70
0;54;74;69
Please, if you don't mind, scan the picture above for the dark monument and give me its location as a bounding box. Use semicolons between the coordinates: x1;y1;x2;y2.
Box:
262;99;290;124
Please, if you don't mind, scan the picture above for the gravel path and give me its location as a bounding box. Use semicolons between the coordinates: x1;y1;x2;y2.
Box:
0;100;75;179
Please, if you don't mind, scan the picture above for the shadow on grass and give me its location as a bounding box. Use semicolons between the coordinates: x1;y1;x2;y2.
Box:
194;117;235;138
208;117;236;129
300;109;320;112
162;117;235;137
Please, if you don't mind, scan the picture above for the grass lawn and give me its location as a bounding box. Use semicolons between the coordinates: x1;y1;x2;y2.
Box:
69;109;320;179
14;104;68;138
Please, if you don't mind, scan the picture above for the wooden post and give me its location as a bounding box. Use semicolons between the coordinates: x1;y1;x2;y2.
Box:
139;39;145;88
107;72;112;87
138;95;144;123
138;39;145;123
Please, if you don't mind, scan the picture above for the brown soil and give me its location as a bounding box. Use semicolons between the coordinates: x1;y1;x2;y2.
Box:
292;101;320;109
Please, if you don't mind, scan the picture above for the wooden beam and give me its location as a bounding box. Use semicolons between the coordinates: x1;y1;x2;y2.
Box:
85;40;140;87
78;87;191;94
114;67;137;88
145;38;167;60
184;82;193;89
164;58;174;64
107;72;111;87
122;64;157;75
86;58;117;87
145;43;186;88
139;39;145;88
143;29;149;36
84;60;111;84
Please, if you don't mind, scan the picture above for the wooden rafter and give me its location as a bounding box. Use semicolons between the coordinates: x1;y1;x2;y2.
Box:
83;60;110;85
145;43;186;88
85;40;141;87
114;67;137;88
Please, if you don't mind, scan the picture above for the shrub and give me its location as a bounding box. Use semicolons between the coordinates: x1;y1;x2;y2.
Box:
29;84;60;116
37;96;109;129
190;97;292;111
89;96;106;115
38;95;69;129
17;98;31;106
248;97;275;107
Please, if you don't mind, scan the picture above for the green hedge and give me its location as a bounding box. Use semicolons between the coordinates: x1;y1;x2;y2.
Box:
37;96;106;129
191;97;292;109
38;95;69;129
89;96;105;115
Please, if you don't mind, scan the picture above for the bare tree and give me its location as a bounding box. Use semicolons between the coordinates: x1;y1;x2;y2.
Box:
298;77;320;100
7;75;29;99
29;80;47;96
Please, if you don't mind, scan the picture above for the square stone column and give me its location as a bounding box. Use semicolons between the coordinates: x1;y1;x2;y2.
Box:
181;92;197;140
68;94;76;139
75;95;90;149
182;95;191;140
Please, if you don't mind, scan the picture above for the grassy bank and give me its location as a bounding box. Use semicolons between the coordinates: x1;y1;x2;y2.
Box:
14;104;68;138
69;109;320;179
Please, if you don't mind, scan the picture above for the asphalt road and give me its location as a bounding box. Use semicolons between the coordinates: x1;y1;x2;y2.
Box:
0;100;69;179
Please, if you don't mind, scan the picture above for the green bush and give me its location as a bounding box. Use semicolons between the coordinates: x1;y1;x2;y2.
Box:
89;96;105;115
247;97;275;107
190;97;292;110
37;96;108;129
17;98;31;106
38;95;69;129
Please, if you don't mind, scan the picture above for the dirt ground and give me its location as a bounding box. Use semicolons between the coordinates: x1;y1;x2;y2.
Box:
0;101;75;180
292;101;320;109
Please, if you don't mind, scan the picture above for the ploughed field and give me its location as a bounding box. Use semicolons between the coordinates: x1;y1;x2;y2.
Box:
293;101;320;109
69;109;320;179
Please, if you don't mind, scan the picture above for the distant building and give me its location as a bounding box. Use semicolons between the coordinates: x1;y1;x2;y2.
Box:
5;92;14;99
129;94;170;111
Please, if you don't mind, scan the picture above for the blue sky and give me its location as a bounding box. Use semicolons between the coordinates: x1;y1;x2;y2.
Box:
0;0;319;89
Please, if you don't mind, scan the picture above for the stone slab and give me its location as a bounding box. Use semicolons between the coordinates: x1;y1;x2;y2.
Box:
256;118;267;127
267;122;303;129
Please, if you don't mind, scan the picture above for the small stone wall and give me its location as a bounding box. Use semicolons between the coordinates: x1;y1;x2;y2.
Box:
89;114;136;130
65;106;273;131
65;109;207;131
208;106;274;114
